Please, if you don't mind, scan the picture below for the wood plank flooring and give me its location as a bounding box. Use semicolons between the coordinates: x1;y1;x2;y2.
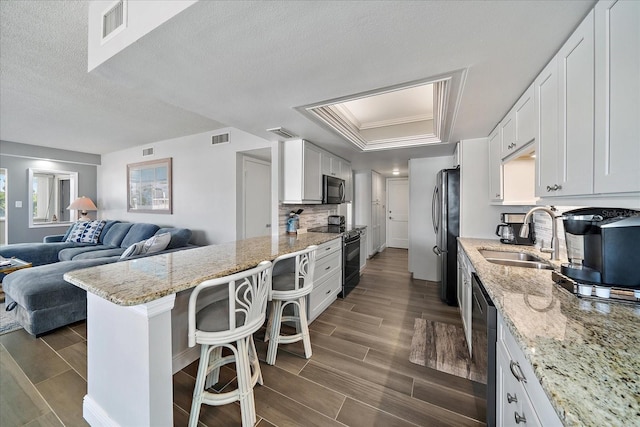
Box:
0;248;486;426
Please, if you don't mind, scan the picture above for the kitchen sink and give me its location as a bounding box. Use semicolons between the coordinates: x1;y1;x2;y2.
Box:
479;249;554;270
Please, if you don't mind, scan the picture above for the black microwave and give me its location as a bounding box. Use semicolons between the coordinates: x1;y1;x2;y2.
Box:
322;175;345;204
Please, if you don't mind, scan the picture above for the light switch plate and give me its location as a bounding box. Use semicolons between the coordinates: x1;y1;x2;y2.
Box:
15;201;22;208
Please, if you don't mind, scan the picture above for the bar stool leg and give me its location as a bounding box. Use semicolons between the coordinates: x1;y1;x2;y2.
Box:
297;297;312;359
266;300;283;365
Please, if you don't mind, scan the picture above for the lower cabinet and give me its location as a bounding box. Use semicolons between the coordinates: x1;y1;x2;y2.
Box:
496;314;562;426
457;244;473;355
308;238;342;322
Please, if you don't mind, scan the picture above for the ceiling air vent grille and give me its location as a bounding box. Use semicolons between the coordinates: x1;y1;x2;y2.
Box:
142;147;154;156
267;127;298;139
212;133;230;145
102;0;126;41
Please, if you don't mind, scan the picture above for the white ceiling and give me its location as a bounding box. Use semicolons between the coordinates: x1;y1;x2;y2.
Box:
0;1;596;176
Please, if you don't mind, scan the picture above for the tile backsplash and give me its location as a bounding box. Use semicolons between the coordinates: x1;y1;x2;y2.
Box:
278;204;339;234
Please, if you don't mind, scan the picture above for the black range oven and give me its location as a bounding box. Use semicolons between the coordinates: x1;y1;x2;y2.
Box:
308;226;361;297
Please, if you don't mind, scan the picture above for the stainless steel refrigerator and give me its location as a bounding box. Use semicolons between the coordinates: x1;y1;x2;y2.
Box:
431;167;460;306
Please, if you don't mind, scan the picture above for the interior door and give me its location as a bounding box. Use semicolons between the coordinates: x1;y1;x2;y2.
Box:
243;157;271;238
387;178;409;248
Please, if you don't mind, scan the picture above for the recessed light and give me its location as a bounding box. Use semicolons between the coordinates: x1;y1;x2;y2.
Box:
392;169;400;175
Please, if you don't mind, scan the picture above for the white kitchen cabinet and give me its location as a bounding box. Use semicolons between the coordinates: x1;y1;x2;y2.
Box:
283;139;322;204
496;314;562;427
488;127;503;202
321;151;353;202
359;226;367;272
308;237;342;322
501;85;535;159
370;170;385;256
594;0;640;194
535;10;594;197
457;244;473;355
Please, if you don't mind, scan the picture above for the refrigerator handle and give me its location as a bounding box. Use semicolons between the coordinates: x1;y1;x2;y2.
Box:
432;245;442;256
431;185;439;234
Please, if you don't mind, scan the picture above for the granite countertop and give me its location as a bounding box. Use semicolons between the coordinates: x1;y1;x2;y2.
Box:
458;238;639;427
64;233;340;306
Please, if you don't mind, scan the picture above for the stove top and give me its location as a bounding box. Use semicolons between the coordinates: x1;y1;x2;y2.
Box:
308;226;345;233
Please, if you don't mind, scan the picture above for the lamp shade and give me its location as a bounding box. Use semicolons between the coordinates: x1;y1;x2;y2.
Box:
67;196;98;212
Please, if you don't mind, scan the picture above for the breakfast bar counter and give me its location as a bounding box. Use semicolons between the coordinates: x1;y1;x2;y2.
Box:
459;238;640;427
63;232;340;427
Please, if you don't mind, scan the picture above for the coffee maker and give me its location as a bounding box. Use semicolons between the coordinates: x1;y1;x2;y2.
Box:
496;213;535;245
561;207;640;289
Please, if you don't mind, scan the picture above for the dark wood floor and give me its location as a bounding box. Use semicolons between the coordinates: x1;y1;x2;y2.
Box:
0;248;486;426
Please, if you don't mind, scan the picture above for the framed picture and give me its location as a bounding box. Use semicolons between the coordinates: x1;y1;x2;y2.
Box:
127;158;172;214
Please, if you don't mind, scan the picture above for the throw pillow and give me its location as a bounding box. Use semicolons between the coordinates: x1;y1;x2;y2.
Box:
141;232;172;255
66;220;107;244
119;241;145;260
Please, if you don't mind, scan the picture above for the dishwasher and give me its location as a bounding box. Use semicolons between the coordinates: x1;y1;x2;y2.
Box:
472;272;497;426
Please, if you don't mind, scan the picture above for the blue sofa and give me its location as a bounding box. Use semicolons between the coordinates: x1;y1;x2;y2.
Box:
1;220;193;336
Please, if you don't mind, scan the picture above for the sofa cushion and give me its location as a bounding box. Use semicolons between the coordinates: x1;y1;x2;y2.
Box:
2;258;119;311
65;220;107;244
0;241;89;267
142;232;171;254
73;248;127;260
97;220;120;243
156;227;192;249
120;224;160;248
101;223;134;247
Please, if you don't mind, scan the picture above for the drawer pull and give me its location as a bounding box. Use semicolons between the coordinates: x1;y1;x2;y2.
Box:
514;412;527;424
507;393;518;404
509;360;527;383
325;247;332;251
546;184;562;192
326;289;332;295
325;266;331;271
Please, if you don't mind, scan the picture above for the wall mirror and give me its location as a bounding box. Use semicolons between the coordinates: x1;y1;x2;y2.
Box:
28;168;78;227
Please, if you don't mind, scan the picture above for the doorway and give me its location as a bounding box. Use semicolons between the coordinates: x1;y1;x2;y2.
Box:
239;154;271;239
386;178;409;249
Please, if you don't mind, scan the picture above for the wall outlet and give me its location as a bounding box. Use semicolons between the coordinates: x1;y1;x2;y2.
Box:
15;201;22;208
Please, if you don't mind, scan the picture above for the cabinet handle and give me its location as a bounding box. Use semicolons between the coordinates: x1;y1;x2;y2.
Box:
495;193;501;198
507;393;518;404
325;266;331;271
509;360;527;383
326;289;332;295
546;184;562;192
514;412;527;424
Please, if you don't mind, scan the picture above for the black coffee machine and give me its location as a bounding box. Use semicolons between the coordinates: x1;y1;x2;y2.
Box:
561;207;640;289
495;213;535;245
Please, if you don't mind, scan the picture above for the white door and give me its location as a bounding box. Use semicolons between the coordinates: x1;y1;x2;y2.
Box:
243;157;271;238
387;178;409;249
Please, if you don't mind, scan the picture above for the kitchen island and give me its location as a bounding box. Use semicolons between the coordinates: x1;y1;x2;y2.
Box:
459;238;639;427
64;232;339;427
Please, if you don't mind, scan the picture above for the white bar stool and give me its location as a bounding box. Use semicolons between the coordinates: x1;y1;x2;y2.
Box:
265;245;317;365
187;260;272;427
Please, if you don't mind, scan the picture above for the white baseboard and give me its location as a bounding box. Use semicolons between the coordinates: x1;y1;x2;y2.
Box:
84;395;119;427
172;344;201;374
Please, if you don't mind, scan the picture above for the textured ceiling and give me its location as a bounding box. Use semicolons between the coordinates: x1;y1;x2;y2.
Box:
1;1;596;175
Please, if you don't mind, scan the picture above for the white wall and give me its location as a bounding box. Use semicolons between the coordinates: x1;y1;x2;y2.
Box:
98;127;271;245
88;0;197;71
459;138;505;238
408;155;453;281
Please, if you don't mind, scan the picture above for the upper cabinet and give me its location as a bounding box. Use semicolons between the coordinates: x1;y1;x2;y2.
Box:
283;139;322;204
501;85;535;159
536;10;595;197
488;127;503;202
283;139;352;204
594;0;640;194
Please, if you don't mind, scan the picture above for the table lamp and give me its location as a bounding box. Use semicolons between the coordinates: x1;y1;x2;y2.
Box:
67;196;98;221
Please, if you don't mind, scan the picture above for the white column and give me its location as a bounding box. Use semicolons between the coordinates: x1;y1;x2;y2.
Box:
83;293;176;427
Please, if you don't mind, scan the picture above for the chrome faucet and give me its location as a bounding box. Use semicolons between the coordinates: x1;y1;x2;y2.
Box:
520;207;561;261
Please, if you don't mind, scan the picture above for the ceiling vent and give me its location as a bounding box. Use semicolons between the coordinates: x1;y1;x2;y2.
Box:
212;133;230;145
142;147;154;156
267;127;298;139
101;0;127;43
